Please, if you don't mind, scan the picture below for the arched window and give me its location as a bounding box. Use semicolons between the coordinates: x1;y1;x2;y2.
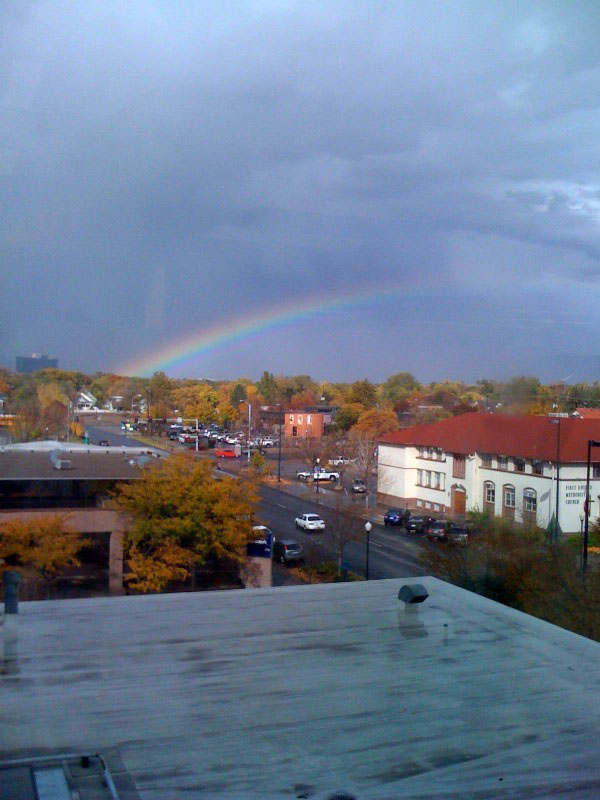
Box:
524;488;537;513
484;481;495;504
504;485;516;508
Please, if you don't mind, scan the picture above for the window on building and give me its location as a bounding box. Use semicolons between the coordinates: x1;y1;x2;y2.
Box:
504;485;516;508
289;414;294;423
485;481;495;504
416;469;423;485
433;472;441;489
417;446;425;458
436;447;443;460
425;501;431;509
514;458;525;473
593;464;600;479
481;454;492;468
524;488;537;513
532;460;543;475
298;415;303;424
434;503;440;512
425;471;432;487
497;455;508;470
307;415;312;424
453;455;466;478
416;499;423;507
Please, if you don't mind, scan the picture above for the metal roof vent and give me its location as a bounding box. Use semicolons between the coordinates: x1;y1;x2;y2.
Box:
50;450;72;470
398;584;429;605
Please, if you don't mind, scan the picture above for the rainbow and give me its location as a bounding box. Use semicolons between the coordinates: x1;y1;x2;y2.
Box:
117;284;456;377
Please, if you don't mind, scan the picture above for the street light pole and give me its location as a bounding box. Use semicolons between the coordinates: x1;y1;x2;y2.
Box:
549;417;561;543
277;407;283;483
365;520;372;580
315;457;320;494
579;511;585;573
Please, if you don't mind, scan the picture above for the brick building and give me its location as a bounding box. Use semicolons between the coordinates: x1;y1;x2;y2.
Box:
283;410;324;439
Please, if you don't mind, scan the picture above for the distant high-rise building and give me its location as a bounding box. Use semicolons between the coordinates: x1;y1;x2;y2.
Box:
16;353;58;373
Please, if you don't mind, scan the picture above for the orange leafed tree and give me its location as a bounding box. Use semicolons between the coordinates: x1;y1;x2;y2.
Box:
113;453;259;592
0;514;87;596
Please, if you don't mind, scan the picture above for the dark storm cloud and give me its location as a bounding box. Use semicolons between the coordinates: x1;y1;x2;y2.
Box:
2;0;600;380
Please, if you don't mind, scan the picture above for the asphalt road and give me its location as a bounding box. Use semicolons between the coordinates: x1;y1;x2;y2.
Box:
85;421;425;580
259;483;425;580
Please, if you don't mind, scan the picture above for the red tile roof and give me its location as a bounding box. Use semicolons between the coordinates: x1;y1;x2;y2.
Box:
378;412;600;463
575;408;600;419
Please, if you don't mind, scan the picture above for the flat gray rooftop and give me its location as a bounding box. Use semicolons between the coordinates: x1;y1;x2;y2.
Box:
2;578;600;799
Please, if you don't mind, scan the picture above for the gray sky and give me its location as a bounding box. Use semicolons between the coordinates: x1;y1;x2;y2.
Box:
2;1;600;382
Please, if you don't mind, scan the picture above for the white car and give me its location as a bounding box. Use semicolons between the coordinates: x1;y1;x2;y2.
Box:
295;513;326;532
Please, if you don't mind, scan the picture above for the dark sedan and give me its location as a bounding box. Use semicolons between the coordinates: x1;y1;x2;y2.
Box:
406;515;435;534
384;508;410;527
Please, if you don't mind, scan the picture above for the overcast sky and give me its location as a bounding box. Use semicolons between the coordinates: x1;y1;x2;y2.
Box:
2;1;600;382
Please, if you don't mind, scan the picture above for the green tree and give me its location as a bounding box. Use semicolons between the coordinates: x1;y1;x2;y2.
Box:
380;372;421;410
256;371;279;404
113;454;259;592
336;403;365;432
349;379;377;409
148;371;172;407
230;382;247;406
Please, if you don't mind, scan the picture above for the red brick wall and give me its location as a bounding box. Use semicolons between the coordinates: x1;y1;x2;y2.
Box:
283;411;324;438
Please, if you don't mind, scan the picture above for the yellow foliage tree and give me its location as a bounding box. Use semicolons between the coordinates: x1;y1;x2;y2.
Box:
0;514;87;597
113;454;259;592
353;408;399;438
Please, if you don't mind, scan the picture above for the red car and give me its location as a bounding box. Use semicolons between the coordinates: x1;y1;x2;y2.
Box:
215;448;238;458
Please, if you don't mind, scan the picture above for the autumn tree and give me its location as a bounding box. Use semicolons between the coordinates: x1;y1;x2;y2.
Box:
113;454;259;592
171;384;219;422
354;408;399;438
0;514;88;598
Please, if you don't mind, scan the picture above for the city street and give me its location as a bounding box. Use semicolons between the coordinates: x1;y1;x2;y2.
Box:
84;420;426;581
259;483;424;580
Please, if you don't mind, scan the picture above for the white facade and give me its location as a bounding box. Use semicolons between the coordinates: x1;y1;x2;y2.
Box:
378;443;599;532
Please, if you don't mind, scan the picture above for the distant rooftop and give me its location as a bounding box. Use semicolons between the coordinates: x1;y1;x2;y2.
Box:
0;443;159;481
2;578;599;798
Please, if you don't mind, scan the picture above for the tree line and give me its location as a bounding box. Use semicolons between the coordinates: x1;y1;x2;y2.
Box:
3;366;599;443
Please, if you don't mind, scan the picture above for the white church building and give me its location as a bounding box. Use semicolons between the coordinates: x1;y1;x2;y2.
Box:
377;413;600;533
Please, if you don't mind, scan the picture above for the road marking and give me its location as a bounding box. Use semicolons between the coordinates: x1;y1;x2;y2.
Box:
274;502;287;509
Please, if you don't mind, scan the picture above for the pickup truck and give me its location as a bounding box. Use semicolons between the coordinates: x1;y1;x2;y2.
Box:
296;468;340;482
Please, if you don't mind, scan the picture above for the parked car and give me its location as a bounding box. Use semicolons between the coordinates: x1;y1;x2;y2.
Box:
261;437;275;447
295;513;326;532
447;526;471;545
406;515;435;534
330;456;356;466
351;479;367;494
273;539;304;564
426;520;450;541
98;439;110;446
384;508;410;527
